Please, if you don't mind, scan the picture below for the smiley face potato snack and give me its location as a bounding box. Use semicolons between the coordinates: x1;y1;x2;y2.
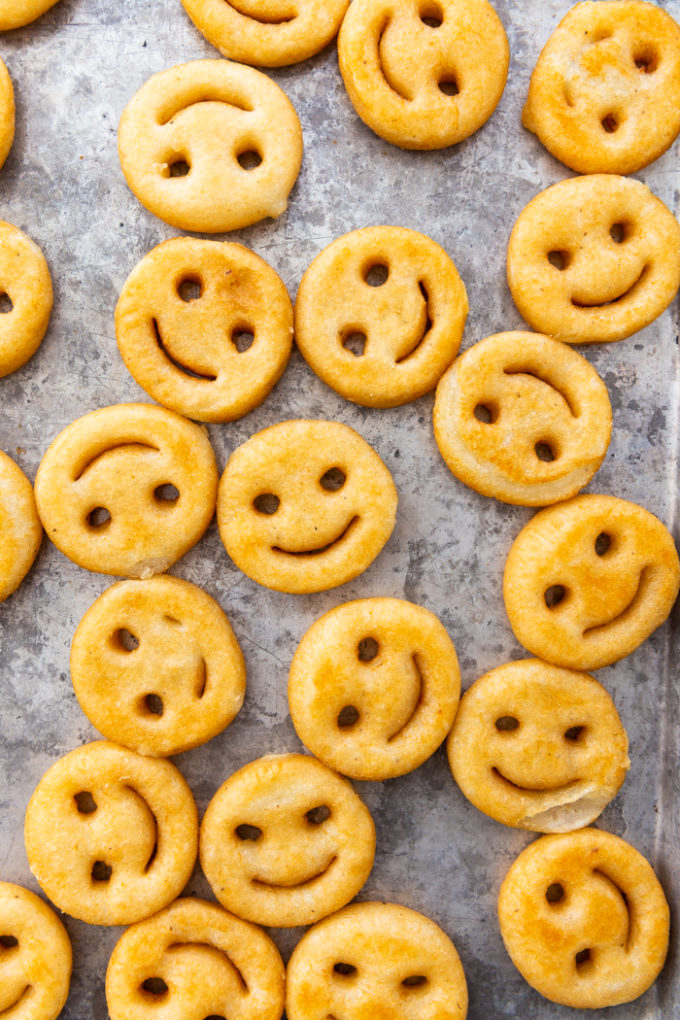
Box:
503;494;680;671
200;753;375;927
180;0;350;67
447;658;629;832
0;220;53;378
106;897;285;1020
0;59;14;169
0;450;42;603
523;0;680;175
286;901;468;1020
498;828;670;1008
295;226;468;408
118;59;303;233
24;741;198;926
34;402;218;578
0;0;61;29
217;419;398;593
507;175;680;344
338;0;509;150
0;882;72;1020
289;597;460;781
70;575;246;757
115;237;294;423
433;331;611;505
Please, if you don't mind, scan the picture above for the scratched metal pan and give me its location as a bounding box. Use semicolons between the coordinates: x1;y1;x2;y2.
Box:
0;0;678;1016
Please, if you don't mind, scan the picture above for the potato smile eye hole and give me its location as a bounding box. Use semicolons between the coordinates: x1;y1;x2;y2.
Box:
363;263;389;287
154;483;179;503
235;824;262;841
609;222;629;244
495;715;519;732
320;467;346;491
564;725;585;742
0;292;12;313
402;974;428;988
142;693;164;716
306;805;331;825
141;977;169;997
333;962;357;977
87;506;111;529
112;627;139;652
575;947;592;969
342;330;367;357
168;157;190;177
237;149;263;171
420;1;443;28
634;49;658;73
546;882;564;904
177;276;202;302
601;114;619;133
544;584;567;608
474;402;498;424
91;860;112;882
0;935;18;949
337;705;360;728
232;327;255;352
253;493;280;515
439;75;459;96
595;532;612;555
357;637;379;661
535;441;556;462
74;791;97;814
547;249;570;271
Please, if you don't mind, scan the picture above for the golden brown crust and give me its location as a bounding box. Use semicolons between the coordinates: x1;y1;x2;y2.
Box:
217;419;398;593
0;451;42;602
523;1;680;174
289;597;460;780
180;0;350;67
507;175;680;344
286;901;468;1020
34;403;218;578
106;898;285;1020
115;237;293;422
338;0;508;150
0;59;14;168
447;658;629;832
70;575;246;757
24;741;198;926
0;221;53;378
118;59;303;233
498;829;670;1008
503;494;680;670
295;226;468;408
0;0;60;30
0;882;72;1020
200;753;376;927
433;331;611;505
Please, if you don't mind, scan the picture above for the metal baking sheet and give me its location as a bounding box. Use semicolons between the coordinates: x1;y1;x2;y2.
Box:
1;0;679;1016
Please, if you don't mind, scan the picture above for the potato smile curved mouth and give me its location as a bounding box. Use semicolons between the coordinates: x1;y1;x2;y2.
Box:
4;987;31;1012
272;516;359;557
251;855;337;890
571;265;648;309
583;568;649;637
492;767;581;794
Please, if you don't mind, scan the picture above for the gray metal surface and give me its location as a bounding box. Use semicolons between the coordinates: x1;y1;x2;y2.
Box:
0;0;678;1017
